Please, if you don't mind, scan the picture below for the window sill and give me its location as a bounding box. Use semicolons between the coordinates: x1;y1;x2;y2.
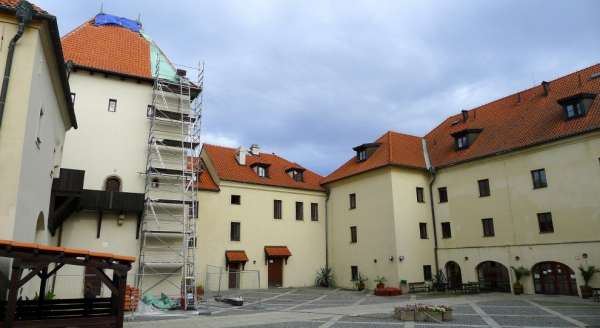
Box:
539;231;554;234
532;186;547;190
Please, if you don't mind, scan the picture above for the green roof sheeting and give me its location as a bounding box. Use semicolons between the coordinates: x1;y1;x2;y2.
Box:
140;31;179;82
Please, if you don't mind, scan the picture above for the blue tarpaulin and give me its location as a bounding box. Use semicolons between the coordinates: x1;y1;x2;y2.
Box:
95;14;141;32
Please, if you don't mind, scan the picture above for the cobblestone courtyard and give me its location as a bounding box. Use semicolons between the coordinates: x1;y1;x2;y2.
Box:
126;288;600;327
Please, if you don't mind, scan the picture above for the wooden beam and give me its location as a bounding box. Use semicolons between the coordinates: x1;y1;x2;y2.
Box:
38;267;48;319
17;264;46;289
46;262;65;279
5;261;24;328
92;267;118;294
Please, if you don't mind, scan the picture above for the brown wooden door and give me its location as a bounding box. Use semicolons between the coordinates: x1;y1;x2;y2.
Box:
229;263;240;289
533;262;577;295
268;258;283;287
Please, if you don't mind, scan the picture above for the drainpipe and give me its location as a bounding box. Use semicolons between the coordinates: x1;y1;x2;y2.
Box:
0;1;33;128
422;139;440;274
324;189;330;270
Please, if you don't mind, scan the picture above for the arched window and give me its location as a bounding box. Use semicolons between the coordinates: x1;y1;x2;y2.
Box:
104;176;121;192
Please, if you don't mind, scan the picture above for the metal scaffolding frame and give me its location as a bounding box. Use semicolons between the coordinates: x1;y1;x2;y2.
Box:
136;58;203;310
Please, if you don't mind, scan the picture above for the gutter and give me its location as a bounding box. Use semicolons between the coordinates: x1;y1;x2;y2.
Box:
422;139;440;274
0;1;33;128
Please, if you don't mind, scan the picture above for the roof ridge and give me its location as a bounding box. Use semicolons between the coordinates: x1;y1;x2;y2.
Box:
61;17;94;39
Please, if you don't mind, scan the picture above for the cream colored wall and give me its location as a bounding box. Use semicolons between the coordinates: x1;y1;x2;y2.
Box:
197;181;327;290
326;168;398;289
61;72;152;192
434;132;600;293
389;167;436;283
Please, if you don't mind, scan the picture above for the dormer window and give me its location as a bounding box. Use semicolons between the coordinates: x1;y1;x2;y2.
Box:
451;128;482;151
251;163;270;178
286;168;305;182
557;93;595;120
352;143;380;162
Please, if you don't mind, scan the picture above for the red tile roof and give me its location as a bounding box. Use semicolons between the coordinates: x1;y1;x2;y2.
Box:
225;250;249;263
322;131;426;184
196;158;220;192
264;246;292;257
61;19;152;79
426;63;600;168
0;0;46;14
202;144;325;192
324;63;600;182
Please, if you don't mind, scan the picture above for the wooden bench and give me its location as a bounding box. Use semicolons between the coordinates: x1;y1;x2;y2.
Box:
408;282;431;293
461;282;481;294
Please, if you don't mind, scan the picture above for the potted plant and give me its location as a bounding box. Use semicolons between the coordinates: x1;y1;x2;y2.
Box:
399;279;408;294
374;276;387;289
353;272;368;291
196;283;204;297
315;267;335;288
578;265;599;298
433;270;447;292
511;266;530;295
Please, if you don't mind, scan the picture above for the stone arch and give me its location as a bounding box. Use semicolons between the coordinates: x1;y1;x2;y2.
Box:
445;261;462;289
531;261;577;295
104;175;122;192
476;261;510;292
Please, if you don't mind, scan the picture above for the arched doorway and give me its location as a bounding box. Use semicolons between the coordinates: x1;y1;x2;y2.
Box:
532;262;577;296
104;176;121;192
476;261;510;292
445;261;462;289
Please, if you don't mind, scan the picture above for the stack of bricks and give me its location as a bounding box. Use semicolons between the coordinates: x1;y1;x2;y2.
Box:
124;285;140;311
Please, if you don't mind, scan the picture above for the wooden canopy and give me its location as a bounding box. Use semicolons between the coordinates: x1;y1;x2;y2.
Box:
0;240;135;328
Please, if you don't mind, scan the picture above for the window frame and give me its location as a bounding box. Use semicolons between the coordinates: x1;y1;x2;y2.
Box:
478;179;490;197
441;221;452;239
107;98;117;112
357;149;367;162
438;187;448;203
295;201;304;220
350;226;357;243
456;134;469;150
423;265;433;281
531;169;548;189
416;187;425;203
351;265;359;281
349;193;356;209
564;101;585;119
481;218;495;237
274;200;282;220
257;165;267;177
231;194;241;205
537;212;554;234
311;203;319;221
419;222;428;239
230;221;241;241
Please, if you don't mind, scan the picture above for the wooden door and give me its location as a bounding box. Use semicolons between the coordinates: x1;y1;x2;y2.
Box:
533;262;577;295
229;263;240;289
267;258;283;287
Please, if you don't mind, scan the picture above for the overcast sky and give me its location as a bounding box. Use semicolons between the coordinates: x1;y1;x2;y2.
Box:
37;0;600;175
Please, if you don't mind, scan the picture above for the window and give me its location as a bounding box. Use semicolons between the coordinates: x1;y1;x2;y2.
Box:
441;222;451;239
231;195;241;205
531;169;547;189
537;212;554;233
295;202;304;220
438;187;448;203
350;226;357;243
70;92;76;104
419;222;428;239
188;237;197;248
478;179;490;197
357;149;367;162
146;105;154;117
456;134;469;150
351;265;359;281
482;218;495;237
311;203;319;221
423;265;432;281
252;164;269;178
416;187;425;203
230;222;241;241
108;98;117;112
274;200;282;219
257;166;267;177
288;169;304;182
558;93;595;120
349;193;356;209
565;102;585;119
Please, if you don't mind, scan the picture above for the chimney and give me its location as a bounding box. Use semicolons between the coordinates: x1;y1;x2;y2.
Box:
236;146;247;165
461;110;469;122
249;144;260;156
541;81;550;96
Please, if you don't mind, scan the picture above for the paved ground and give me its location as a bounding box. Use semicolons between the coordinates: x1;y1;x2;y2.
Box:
126;288;600;327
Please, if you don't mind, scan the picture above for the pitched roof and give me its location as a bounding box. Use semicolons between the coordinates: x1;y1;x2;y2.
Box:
202;144;325;192
62;18;152;79
0;0;46;14
425;63;600;168
196;159;219;192
321;131;426;184
324;62;600;182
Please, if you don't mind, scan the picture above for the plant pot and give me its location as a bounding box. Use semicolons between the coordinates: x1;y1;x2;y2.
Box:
580;285;593;299
513;282;523;295
196;286;204;296
357;282;366;291
376;283;385;289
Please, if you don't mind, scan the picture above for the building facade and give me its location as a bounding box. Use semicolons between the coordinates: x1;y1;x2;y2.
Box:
0;0;76;298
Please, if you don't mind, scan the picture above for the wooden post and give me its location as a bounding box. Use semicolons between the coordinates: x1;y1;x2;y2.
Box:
37;267;48;319
112;270;126;328
4;261;24;328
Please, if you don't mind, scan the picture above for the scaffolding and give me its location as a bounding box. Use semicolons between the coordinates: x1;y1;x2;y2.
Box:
136;58;203;310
